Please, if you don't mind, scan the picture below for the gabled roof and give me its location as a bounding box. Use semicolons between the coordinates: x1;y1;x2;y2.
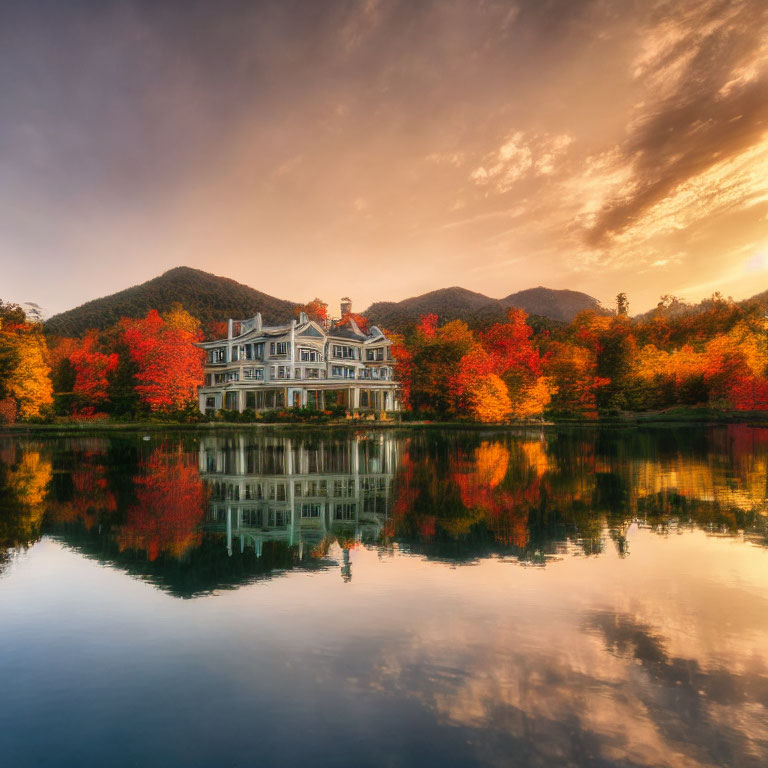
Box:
198;316;391;348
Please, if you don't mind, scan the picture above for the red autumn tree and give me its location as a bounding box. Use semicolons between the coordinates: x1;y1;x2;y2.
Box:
68;332;119;411
120;309;205;412
481;309;544;377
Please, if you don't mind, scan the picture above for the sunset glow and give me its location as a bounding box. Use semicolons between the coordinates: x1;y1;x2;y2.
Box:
2;0;767;315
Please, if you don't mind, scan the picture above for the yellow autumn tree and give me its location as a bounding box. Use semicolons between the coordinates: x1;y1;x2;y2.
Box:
509;376;555;419
162;303;201;335
466;373;511;423
2;329;53;420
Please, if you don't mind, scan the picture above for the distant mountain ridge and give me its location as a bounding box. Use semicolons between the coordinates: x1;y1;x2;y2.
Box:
363;286;603;332
44;267;603;337
45;267;297;337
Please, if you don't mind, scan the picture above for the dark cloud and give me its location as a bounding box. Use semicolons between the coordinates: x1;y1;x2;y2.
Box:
585;0;768;245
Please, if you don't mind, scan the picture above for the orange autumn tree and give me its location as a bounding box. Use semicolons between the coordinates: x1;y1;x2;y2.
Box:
295;298;329;325
120;308;205;412
335;310;370;334
0;303;53;421
544;342;608;415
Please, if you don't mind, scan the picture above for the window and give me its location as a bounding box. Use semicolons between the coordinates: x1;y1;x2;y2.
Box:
261;389;285;408
274;366;290;379
333;503;357;521
226;370;239;382
305;368;320;379
209;348;226;364
225;392;238;410
243;368;264;380
301;503;322;518
270;341;289;356
245;391;256;409
205;396;216;408
243;342;264;360
332;365;355;378
332;345;356;359
205;374;212;386
360;390;369;407
299;348;320;362
366;347;384;361
269;510;288;527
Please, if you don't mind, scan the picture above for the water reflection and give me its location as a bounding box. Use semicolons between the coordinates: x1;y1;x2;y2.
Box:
1;427;768;767
1;426;768;592
200;433;397;581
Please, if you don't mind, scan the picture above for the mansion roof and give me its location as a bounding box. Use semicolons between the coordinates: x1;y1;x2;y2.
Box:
198;312;388;348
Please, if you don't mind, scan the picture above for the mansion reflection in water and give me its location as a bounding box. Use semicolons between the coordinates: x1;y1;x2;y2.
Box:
199;434;398;577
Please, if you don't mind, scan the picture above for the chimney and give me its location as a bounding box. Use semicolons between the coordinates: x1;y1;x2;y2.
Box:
227;318;234;339
254;312;262;332
340;297;352;317
299;311;309;325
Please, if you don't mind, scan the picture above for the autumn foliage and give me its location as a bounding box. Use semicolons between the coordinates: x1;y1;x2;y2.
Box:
400;309;554;421
5;287;768;423
120;308;205;411
396;292;768;419
294;298;329;325
0;301;53;421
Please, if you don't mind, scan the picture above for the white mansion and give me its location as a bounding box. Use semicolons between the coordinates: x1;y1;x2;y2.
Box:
197;303;400;414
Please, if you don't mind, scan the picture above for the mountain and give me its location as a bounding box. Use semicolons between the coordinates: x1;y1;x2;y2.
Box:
500;287;603;323
44;267;297;336
364;285;602;332
364;287;504;331
44;267;603;337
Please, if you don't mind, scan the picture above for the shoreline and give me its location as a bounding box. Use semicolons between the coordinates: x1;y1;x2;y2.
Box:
3;409;768;435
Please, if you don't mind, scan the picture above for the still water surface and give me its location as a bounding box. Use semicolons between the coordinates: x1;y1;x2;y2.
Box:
1;426;767;767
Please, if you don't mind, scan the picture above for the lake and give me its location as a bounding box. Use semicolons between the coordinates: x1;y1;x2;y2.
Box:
1;425;767;767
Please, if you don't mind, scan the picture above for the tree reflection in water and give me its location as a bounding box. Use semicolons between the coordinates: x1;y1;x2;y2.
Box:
1;425;767;586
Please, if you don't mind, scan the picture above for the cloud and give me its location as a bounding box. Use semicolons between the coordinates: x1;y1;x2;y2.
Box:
471;132;573;193
584;0;768;246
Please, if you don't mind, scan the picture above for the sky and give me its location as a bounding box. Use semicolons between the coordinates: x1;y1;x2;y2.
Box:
1;0;768;318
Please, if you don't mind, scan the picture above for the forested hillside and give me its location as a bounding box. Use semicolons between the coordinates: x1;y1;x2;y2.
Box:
364;286;601;332
45;267;297;336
